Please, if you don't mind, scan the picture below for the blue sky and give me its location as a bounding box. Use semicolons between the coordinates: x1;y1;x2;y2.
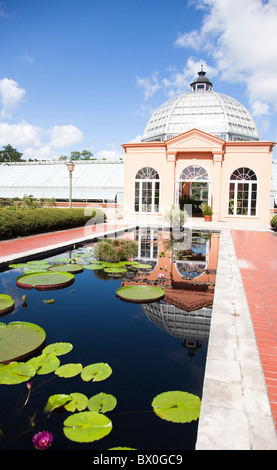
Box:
0;0;277;160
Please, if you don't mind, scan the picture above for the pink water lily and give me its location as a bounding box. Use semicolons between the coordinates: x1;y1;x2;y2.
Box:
32;430;53;450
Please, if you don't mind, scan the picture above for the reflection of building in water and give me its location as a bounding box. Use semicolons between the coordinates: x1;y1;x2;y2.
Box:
119;227;220;357
142;300;212;358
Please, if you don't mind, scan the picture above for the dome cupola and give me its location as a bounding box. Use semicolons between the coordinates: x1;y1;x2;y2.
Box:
190;66;213;92
141;68;259;143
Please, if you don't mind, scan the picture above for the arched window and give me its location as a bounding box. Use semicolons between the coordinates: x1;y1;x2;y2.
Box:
179;165;209;181
178;165;210;207
228;167;257;216
134;167;160;213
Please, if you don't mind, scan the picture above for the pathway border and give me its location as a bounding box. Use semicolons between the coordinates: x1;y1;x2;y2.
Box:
195;229;277;450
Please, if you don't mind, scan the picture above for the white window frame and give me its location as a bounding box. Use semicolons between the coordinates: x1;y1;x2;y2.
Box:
134;167;160;214
228;167;258;217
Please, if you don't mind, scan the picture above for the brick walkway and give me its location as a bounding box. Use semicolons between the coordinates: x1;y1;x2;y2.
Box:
232;230;277;429
0;223;128;259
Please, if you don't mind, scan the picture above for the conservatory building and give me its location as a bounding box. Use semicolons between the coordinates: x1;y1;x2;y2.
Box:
122;69;275;224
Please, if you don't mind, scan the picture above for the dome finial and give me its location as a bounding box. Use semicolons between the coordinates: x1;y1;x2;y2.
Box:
190;67;212;91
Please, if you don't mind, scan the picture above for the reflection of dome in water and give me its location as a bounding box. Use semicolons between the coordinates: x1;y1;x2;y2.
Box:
142;68;259;143
142;300;211;342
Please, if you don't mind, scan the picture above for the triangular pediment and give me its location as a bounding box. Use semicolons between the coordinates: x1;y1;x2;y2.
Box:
165;129;225;152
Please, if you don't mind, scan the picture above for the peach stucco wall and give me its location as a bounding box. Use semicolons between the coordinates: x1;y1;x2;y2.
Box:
122;129;275;224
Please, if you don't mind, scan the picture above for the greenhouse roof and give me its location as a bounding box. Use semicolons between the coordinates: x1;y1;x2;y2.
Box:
0;161;124;201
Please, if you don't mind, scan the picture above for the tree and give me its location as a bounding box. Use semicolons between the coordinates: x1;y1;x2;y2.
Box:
0;145;23;162
58;150;95;161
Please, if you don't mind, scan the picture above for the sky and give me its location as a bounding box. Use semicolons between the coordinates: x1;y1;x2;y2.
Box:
0;0;277;161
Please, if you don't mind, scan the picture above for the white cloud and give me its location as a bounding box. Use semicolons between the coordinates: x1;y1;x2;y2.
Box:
136;72;161;100
22;51;34;63
49;125;83;149
0;78;26;119
95;143;123;161
175;0;277;110
251;101;270;117
0;122;42;147
23;146;54;160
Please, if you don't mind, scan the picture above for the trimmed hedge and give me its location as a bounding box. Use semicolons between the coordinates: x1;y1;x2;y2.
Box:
271;214;277;230
0;207;106;239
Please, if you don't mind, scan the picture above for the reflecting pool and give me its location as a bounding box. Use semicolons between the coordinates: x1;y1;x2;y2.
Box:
0;227;220;450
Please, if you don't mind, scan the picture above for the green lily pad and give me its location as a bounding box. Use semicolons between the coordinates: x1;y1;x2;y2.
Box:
55;363;83;378
27;353;60;375
116;285;164;303
9;263;30;269
0;321;46;364
137;263;153;269
48;264;84;274
109;447;137;450
81;362;112;382
83;264;105;270
104;267;127;274
44;393;72;412
42;342;73;356
65;393;89;412
0;361;37;384
151;391;201;423
0;294;14;315
88;393;117;413
16;271;75;290
63;411;112;443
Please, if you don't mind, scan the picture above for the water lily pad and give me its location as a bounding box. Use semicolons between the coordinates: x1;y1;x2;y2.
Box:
0;321;46;364
116;285;164;303
88;393;117;413
63;411;112;443
0;361;37;384
151;391;201;423
16;271;75;290
9;263;30;269
137;263;153;269
65;393;88;412
81;362;112;382
83;264;105;270
48;264;84;274
0;294;14;315
44;394;72;412
28;353;60;375
104;267;127;274
43;342;73;356
55;363;83;378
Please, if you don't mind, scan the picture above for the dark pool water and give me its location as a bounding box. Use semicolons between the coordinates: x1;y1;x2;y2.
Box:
0;227;218;451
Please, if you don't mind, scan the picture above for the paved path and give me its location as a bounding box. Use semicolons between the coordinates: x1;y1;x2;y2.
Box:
232;230;277;429
0;222;130;264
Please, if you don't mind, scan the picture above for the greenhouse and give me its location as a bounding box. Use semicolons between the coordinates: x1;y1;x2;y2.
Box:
0;161;124;203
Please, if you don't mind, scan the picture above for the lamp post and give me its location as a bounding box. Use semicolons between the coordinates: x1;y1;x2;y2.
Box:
66;160;75;208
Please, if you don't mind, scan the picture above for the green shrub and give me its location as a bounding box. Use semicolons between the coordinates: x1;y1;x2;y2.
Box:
0;208;106;239
270;214;277;229
93;238;138;263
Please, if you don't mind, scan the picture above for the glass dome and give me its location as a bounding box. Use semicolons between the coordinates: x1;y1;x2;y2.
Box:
142;69;259;142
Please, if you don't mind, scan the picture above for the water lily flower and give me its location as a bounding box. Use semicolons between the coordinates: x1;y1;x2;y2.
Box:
32;430;53;450
158;272;164;278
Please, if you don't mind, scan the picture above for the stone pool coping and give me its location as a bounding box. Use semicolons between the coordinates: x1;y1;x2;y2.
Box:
195;228;277;450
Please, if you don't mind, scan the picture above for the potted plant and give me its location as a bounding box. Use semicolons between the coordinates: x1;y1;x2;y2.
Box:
202;204;213;222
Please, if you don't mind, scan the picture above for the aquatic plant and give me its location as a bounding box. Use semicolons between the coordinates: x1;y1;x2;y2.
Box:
16;271;75;290
93;238;138;263
0;294;14;315
32;430;54;450
151;391;201;423
0;321;46;365
116;285;165;303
